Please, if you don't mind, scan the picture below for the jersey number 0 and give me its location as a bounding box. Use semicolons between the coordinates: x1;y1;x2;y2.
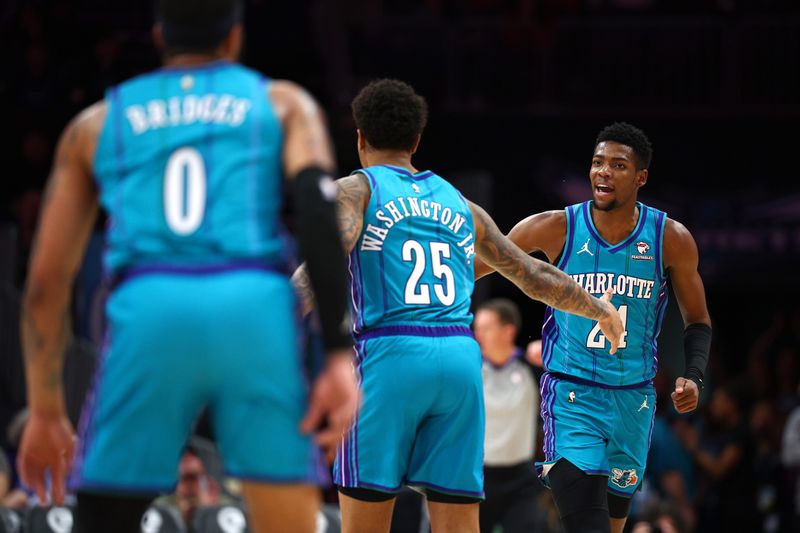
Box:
164;147;207;236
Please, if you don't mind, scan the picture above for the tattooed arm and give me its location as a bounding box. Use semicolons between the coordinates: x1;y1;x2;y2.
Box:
18;101;105;504
292;173;370;315
469;201;623;353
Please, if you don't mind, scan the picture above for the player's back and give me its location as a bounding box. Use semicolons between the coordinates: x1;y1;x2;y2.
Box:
93;61;286;277
542;201;668;387
349;165;476;337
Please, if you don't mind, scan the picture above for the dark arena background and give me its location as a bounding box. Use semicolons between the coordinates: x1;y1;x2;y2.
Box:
1;1;799;533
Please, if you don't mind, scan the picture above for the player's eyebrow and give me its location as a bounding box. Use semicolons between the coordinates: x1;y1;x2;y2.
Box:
593;154;631;161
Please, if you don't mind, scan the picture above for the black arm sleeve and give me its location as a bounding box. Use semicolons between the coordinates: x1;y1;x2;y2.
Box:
683;323;711;386
292;166;352;352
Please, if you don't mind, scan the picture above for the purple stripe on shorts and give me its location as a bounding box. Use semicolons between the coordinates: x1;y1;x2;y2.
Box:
356;324;473;341
69;332;112;490
607;484;634;497
353;341;365;485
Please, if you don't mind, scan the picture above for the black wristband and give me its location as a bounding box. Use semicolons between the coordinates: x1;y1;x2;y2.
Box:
685;368;705;392
292;166;352;352
683;323;711;387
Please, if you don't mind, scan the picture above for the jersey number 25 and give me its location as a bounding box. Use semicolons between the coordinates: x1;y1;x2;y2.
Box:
402;240;455;306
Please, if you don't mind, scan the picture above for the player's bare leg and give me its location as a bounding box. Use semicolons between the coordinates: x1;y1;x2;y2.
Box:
610;517;627;533
427;501;479;533
241;482;320;533
339;493;396;533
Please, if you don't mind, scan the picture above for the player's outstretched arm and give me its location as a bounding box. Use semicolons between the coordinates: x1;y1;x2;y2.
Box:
473;210;567;280
469;200;624;354
18;102;105;505
664;218;712;414
291;173;370;315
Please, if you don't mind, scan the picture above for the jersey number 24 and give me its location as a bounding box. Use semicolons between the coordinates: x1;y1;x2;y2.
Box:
586;304;629;350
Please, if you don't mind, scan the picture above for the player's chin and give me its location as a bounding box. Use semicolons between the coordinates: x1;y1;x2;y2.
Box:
591;195;616;211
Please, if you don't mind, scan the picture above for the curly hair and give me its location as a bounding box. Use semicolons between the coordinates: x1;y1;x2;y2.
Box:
595;122;653;170
351;79;428;151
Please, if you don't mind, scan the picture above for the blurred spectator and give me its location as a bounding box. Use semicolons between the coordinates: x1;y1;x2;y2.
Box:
782;394;800;532
677;380;758;532
630;371;696;529
0;449;27;509
751;399;786;532
637;411;696;531
474;298;545;533
630;501;686;533
154;438;236;527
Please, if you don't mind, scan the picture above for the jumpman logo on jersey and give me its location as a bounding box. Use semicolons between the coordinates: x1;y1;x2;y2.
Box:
638;395;649;412
577;237;594;256
412;183;421;193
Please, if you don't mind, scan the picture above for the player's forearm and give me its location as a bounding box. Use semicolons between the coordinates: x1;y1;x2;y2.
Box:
291;263;316;317
20;279;72;415
472;257;495;281
506;257;609;321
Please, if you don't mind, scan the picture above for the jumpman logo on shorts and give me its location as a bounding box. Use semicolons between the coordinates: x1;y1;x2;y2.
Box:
638;395;649;412
577;237;594;256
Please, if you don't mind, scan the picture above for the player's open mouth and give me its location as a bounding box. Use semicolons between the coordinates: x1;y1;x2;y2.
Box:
595;184;614;194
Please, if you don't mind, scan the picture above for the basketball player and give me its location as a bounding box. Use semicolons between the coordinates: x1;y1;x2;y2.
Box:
475;122;712;533
17;1;357;532
292;79;624;533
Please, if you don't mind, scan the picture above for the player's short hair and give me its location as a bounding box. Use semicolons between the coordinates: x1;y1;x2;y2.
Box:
351;79;428;151
595;122;653;170
477;298;521;331
156;0;243;54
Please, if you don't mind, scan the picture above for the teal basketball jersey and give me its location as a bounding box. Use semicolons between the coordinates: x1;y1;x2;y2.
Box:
542;201;668;387
349;165;476;336
93;61;286;276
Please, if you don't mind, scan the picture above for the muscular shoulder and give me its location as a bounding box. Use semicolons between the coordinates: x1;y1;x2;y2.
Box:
337;173;371;210
662;217;698;270
507;210;566;263
63;100;108;170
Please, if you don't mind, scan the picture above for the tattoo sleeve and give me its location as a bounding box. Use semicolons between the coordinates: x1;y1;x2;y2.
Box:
291;173;369;315
21;104;101;415
470;201;608;321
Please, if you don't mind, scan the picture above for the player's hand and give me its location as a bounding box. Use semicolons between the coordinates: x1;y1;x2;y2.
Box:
17;410;76;505
300;348;360;462
597;288;624;355
671;377;700;413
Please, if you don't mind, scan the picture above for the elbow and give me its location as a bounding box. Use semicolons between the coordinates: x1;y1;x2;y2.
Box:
23;272;71;313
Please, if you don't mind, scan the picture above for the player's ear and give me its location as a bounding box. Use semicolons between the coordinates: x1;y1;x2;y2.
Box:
636;169;648;187
223;24;244;60
357;129;366;151
409;134;421;155
152;23;165;51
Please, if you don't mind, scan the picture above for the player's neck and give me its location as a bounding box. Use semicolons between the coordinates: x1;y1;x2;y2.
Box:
363;150;418;173
590;201;640;244
163;53;229;67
